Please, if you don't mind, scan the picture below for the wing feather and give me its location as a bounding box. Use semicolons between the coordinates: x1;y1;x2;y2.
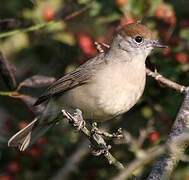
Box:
34;53;105;106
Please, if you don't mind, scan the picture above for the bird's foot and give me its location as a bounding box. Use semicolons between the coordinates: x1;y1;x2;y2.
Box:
73;108;86;130
91;122;123;139
62;109;86;130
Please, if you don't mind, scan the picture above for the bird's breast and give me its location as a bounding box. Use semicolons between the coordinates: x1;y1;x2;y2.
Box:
90;60;146;118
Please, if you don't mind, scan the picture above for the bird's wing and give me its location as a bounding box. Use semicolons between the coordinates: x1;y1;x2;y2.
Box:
34;53;105;106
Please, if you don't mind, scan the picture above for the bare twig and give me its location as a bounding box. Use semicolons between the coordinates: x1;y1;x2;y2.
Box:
0;21;56;39
137;120;154;148
64;0;96;21
112;145;166;180
146;68;186;94
51;140;89;180
0;51;17;90
112;132;189;180
147;87;189;180
62;109;124;170
119;98;189;180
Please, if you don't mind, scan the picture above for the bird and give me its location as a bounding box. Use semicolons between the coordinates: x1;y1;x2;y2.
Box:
8;23;166;151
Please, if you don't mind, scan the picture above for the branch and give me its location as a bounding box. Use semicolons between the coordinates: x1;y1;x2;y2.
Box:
112;132;189;180
147;87;189;180
62;109;124;171
63;0;96;21
146;68;186;94
0;51;17;90
112;145;166;180
0;21;56;39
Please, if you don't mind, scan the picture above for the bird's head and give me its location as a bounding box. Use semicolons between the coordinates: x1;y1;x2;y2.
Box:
114;23;167;57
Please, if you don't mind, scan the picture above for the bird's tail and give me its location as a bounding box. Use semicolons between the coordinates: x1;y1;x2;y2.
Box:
8;100;59;151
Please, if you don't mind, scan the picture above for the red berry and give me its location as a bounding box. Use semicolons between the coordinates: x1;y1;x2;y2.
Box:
164;7;174;19
174;52;188;64
7;161;21;173
155;4;165;19
37;137;46;146
155;3;176;26
43;7;54;21
164;15;176;26
28;148;41;158
78;34;92;49
115;0;127;7
149;132;160;143
18;121;28;130
161;46;172;57
120;17;135;26
78;34;97;56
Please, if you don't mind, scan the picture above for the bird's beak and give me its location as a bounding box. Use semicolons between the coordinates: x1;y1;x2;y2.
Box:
152;40;168;48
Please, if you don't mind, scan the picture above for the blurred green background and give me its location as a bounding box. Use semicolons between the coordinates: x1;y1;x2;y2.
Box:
0;0;189;179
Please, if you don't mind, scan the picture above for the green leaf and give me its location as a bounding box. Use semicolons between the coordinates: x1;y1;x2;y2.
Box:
53;33;76;46
89;1;101;17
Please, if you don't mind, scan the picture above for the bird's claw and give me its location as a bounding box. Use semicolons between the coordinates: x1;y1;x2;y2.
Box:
73;108;86;130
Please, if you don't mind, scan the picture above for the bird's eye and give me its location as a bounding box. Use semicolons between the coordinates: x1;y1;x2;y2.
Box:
135;36;143;43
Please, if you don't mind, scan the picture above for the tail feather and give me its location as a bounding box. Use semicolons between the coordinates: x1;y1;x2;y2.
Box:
8;117;55;151
8;99;60;151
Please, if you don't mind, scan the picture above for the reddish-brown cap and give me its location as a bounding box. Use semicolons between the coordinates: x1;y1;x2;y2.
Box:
117;23;154;40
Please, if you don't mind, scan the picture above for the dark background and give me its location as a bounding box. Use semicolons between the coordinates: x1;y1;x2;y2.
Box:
0;0;189;179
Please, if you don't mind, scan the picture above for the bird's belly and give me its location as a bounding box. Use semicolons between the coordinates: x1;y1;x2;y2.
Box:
59;62;146;121
95;81;145;118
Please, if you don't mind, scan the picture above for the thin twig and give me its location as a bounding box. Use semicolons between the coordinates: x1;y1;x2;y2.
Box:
112;145;165;180
112;132;189;180
0;51;17;90
0;21;56;39
64;0;96;21
137;120;154;148
146;68;186;94
62;109;124;170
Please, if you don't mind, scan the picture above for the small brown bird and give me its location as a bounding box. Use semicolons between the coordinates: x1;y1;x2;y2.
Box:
8;23;166;151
